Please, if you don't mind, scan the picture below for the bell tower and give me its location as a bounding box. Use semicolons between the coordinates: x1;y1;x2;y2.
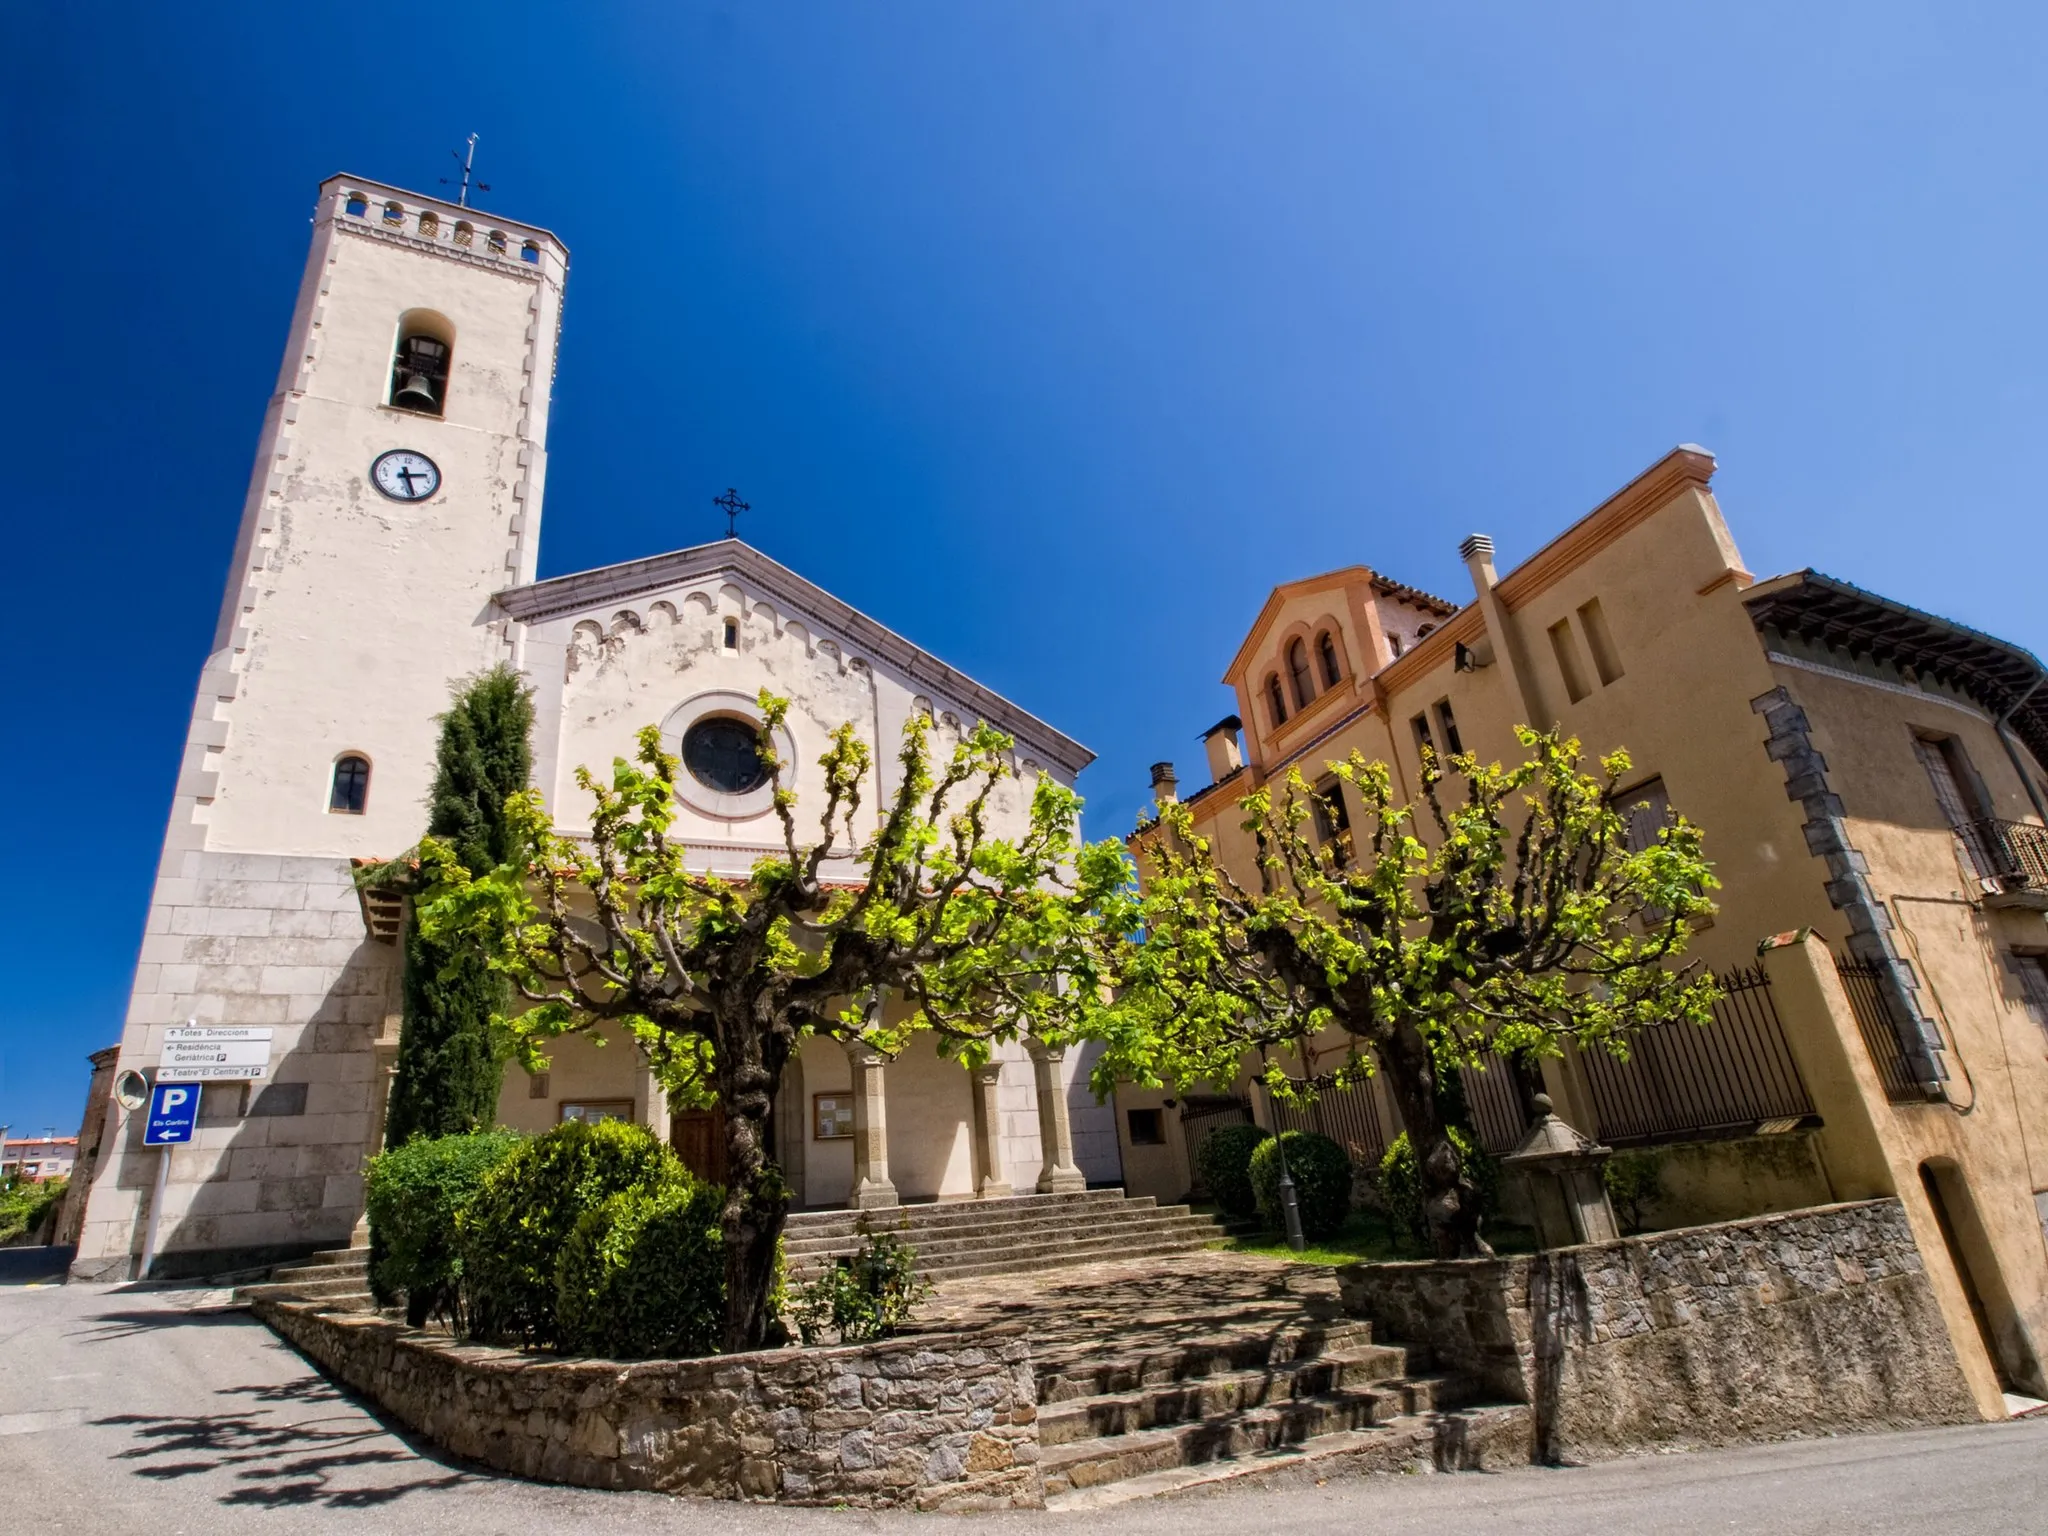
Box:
202;176;567;855
72;178;569;1280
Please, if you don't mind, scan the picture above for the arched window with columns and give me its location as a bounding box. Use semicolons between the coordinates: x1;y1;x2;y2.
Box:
1265;674;1288;728
1317;629;1343;688
1287;639;1316;710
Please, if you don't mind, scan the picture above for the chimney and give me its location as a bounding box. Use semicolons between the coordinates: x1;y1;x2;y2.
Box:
1149;762;1179;804
1459;533;1498;597
1201;716;1244;782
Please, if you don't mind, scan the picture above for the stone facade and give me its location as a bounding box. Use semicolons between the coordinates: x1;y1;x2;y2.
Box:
254;1300;1042;1509
1336;1200;1978;1461
71;851;399;1280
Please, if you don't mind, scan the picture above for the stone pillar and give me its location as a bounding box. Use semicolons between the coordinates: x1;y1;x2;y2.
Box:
844;1042;899;1210
969;1063;1014;1199
1026;1042;1087;1194
634;1055;671;1145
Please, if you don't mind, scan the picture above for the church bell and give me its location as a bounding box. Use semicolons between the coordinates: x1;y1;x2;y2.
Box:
390;334;448;414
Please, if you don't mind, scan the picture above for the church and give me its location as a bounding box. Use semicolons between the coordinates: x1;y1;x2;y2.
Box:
71;175;1120;1280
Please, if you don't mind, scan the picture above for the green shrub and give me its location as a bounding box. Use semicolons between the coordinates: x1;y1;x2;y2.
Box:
1378;1127;1498;1246
458;1118;677;1347
790;1229;932;1345
1603;1150;1664;1236
1248;1130;1353;1240
556;1173;729;1359
1195;1124;1271;1218
0;1176;68;1246
365;1130;522;1326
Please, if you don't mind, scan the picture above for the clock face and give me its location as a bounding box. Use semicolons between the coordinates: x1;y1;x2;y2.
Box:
370;449;441;502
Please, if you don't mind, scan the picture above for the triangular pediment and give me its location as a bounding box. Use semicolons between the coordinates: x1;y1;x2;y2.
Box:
1223;567;1458;685
497;539;1092;775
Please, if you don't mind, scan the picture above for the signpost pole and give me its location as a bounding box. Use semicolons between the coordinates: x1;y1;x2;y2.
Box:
139;1144;171;1281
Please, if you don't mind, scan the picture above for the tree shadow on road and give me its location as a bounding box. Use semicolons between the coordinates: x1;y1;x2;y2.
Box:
94;1372;474;1508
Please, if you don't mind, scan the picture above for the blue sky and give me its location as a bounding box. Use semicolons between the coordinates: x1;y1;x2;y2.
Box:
3;4;2044;1133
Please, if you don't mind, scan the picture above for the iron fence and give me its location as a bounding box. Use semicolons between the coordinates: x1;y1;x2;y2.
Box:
1270;1079;1390;1166
1960;817;2048;895
1176;1095;1253;1197
1571;965;1814;1144
1463;1054;1532;1155
1832;954;1926;1104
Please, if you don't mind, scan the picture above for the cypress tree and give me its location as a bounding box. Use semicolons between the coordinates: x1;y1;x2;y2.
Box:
383;667;535;1147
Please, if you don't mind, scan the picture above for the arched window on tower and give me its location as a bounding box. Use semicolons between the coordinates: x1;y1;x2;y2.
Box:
344;191;368;218
382;200;405;227
330;755;371;814
486;229;508;255
1287;640;1316;710
520;240;540;264
1265;674;1288;729
1317;630;1343;689
388;309;455;417
453;220;474;247
418;211;440;239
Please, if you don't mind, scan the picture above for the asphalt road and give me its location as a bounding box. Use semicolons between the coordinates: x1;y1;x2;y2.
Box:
5;1260;2047;1536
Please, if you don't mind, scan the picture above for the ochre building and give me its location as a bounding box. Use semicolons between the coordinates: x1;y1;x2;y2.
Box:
1126;448;2048;1419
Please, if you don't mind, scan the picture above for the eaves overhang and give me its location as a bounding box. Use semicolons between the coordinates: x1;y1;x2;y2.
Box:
1743;570;2048;768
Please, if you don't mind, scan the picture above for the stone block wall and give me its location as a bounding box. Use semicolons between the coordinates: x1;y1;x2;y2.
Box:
71;850;397;1280
1337;1200;1978;1461
255;1300;1042;1509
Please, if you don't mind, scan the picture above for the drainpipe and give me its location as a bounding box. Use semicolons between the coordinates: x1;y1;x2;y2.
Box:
1993;675;2048;824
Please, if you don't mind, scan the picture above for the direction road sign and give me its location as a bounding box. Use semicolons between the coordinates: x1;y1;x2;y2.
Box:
144;1083;198;1146
159;1026;273;1083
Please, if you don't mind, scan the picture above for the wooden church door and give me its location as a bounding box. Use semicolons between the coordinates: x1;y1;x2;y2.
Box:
673;1107;728;1185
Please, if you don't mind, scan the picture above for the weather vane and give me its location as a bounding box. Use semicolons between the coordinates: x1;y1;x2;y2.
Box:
440;133;491;208
714;487;750;539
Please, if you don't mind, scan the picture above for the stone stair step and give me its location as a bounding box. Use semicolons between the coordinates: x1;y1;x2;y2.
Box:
780;1210;1190;1258
1035;1325;1382;1403
1038;1348;1420;1447
304;1247;369;1264
783;1212;1220;1269
1040;1335;1409;1417
920;1235;1222;1282
1039;1390;1399;1495
237;1276;374;1301
783;1191;1147;1242
1043;1404;1535;1511
263;1259;367;1284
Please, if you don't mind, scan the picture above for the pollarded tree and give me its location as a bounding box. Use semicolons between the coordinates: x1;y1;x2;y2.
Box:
383;667;535;1147
416;693;1125;1351
1091;729;1719;1258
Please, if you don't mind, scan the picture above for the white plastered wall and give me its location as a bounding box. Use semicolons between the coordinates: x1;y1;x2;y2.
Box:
74;178;567;1279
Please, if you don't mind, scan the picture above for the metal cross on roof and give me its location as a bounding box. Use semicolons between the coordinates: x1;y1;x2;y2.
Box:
713;487;750;539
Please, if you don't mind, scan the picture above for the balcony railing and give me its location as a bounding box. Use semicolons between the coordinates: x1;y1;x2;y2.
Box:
1959;817;2048;900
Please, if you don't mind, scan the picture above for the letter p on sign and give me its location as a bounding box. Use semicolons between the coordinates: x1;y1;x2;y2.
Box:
145;1081;199;1145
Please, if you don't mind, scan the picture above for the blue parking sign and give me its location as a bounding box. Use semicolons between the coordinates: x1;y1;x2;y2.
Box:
144;1082;198;1146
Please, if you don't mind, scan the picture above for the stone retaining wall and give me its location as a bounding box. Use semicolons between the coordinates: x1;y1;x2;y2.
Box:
254;1300;1042;1509
1336;1199;1977;1461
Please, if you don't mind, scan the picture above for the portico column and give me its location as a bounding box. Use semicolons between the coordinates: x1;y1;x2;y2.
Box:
1025;1041;1087;1194
634;1056;671;1145
844;1042;899;1210
969;1063;1014;1199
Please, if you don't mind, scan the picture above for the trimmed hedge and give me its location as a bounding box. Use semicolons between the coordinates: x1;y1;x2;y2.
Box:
1248;1130;1353;1239
458;1119;676;1348
1195;1124;1270;1218
556;1174;728;1360
364;1130;522;1327
1378;1127;1499;1246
